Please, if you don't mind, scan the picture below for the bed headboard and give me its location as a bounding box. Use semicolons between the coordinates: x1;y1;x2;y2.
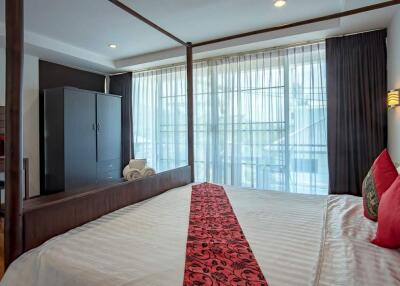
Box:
23;166;192;251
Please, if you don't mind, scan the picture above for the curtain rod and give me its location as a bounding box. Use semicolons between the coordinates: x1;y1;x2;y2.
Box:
131;25;388;74
192;0;400;47
326;28;386;39
131;39;325;74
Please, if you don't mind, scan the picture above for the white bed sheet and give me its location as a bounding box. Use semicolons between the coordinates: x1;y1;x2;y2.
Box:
1;184;399;286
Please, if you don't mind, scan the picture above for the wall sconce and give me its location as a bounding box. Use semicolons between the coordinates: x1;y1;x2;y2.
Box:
388;89;400;109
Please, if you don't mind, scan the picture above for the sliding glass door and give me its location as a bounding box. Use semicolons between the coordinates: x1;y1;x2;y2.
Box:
193;54;286;191
132;42;328;194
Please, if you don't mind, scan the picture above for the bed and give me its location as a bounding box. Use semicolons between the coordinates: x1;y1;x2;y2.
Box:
5;0;400;275
1;183;399;286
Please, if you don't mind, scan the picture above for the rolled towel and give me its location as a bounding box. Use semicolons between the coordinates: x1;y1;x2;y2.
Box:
122;165;132;178
141;167;155;177
129;159;147;170
125;168;142;181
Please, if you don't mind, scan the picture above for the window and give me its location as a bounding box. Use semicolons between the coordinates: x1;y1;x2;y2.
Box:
132;42;328;194
132;66;188;172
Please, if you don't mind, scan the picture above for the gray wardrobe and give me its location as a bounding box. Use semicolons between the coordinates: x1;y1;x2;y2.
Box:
43;87;122;195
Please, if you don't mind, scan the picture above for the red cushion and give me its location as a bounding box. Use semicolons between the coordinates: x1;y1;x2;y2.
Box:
362;149;398;221
372;176;400;249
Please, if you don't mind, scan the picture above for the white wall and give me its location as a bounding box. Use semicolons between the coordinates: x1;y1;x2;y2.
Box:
388;8;400;165
0;48;40;197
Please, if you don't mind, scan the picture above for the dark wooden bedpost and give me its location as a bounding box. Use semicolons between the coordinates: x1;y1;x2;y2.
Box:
186;43;194;182
5;0;24;267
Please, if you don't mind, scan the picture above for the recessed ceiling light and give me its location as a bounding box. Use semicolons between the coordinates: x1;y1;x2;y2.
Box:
274;0;286;7
108;44;118;49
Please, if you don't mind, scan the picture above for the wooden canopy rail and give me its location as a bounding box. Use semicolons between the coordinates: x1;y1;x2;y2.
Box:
108;0;195;180
4;0;400;268
5;0;24;267
192;0;400;47
108;0;188;47
108;0;400;48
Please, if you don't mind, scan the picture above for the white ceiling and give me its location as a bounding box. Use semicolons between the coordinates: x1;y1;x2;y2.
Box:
0;0;399;73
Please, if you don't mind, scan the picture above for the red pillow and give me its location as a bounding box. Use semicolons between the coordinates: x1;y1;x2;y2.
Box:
362;149;398;221
371;176;400;249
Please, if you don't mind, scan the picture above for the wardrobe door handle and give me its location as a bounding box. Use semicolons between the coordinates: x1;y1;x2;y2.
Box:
92;123;96;131
97;123;101;132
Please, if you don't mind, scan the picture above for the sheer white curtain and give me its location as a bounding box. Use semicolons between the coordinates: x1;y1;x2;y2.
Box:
132;42;328;194
287;44;328;194
193;43;327;194
193;52;286;191
132;66;187;172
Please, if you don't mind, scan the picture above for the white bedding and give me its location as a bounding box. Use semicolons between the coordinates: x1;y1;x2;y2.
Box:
1;184;399;286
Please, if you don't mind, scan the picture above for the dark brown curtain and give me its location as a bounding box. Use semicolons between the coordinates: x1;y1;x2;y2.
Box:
109;72;133;166
326;30;387;196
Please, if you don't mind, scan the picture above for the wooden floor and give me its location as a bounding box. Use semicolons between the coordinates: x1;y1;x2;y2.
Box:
0;218;4;278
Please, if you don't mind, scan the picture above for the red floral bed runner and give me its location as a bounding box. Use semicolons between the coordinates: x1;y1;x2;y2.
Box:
183;183;268;286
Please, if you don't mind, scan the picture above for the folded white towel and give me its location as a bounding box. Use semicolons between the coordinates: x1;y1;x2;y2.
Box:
141;167;155;177
122;165;132;178
123;162;155;181
129;159;147;170
125;169;142;181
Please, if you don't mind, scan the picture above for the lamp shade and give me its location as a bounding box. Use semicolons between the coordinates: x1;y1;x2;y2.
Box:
388;90;400;108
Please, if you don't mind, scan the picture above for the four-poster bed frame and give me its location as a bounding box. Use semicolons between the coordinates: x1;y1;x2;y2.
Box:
4;0;400;268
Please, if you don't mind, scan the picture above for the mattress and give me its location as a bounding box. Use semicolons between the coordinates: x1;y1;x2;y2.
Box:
1;184;399;286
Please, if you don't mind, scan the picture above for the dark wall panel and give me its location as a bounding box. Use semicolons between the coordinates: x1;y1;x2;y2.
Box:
109;73;132;166
39;60;105;92
39;61;106;194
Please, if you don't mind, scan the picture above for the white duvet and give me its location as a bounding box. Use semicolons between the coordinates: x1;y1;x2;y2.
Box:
1;184;399;286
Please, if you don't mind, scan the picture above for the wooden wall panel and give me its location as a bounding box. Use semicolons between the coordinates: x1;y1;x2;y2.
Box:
0;106;5;135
